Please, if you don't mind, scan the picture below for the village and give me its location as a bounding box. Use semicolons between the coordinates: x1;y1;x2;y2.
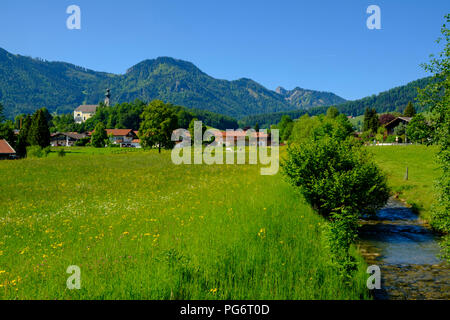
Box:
0;98;416;160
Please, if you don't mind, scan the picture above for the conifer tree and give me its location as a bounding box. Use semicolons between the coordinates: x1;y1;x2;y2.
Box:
28;109;50;148
403;102;416;117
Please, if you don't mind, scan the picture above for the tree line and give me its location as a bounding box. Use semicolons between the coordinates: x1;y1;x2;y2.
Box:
0;106;51;157
2;99;240;156
24;99;238;134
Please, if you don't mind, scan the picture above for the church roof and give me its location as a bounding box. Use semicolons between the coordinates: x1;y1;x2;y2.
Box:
75;105;99;113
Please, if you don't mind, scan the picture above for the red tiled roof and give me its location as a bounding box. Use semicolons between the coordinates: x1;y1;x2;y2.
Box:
88;129;136;137
173;130;270;140
217;131;269;138
106;129;135;137
0;139;16;154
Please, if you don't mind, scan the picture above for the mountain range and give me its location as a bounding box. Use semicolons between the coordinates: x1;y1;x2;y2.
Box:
0;47;346;120
240;76;434;127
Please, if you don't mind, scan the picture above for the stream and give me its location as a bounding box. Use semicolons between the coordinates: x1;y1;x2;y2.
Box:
358;198;450;300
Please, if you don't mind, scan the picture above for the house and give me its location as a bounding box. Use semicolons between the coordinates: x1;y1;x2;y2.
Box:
74;105;99;124
105;129;137;147
211;130;272;147
50;132;88;147
384;117;412;135
88;129;138;147
0;139;16;160
173;129;273;147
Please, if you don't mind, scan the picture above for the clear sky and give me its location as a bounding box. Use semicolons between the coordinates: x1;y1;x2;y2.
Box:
0;0;449;100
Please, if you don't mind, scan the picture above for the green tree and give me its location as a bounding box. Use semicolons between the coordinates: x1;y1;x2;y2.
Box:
254;122;260;132
0;102;4;123
326;106;340;119
403;102;416;117
406;114;431;143
417;14;450;261
177;109;193;129
282;121;294;142
277;115;293;142
188;118;207;141
139;100;179;153
28;109;50;148
16;115;32;157
393;122;406;137
289;115;321;144
283;138;389;217
283;136;389;276
50;114;76;133
91;122;108;148
363;108;379;133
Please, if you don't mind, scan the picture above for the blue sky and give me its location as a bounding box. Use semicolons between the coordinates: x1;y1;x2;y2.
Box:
0;0;449;100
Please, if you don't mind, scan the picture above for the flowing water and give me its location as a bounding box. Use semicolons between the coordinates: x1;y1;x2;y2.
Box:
358;198;450;300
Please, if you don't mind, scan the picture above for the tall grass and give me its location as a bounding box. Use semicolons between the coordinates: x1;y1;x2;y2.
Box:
0;149;369;299
369;145;441;220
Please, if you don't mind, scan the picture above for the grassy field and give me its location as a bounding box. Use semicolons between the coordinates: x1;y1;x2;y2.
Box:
369;145;441;221
0;148;370;300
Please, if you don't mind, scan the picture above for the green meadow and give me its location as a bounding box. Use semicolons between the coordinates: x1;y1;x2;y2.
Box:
0;148;370;300
370;145;441;221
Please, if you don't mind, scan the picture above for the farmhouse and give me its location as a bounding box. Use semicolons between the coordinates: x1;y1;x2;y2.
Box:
50;132;88;147
175;130;272;147
0;139;16;160
384;117;412;135
105;129;137;147
88;129;139;147
74;105;99;124
218;131;271;147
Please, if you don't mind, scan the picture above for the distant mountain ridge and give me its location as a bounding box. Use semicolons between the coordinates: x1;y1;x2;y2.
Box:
0;48;346;119
240;76;435;127
275;86;346;108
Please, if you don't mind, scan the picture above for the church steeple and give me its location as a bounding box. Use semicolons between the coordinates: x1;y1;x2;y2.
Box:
104;88;111;107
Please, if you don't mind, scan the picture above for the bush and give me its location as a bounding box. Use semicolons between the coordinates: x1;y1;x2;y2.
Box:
289;114;353;145
406;114;432;144
385;135;397;143
42;146;51;157
26;146;44;158
57;148;66;157
324;209;359;278
283;137;390;218
283;136;390;279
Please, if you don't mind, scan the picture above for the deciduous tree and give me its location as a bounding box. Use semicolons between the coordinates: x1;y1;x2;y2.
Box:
91;122;107;148
417;14;450;261
139;100;179;153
